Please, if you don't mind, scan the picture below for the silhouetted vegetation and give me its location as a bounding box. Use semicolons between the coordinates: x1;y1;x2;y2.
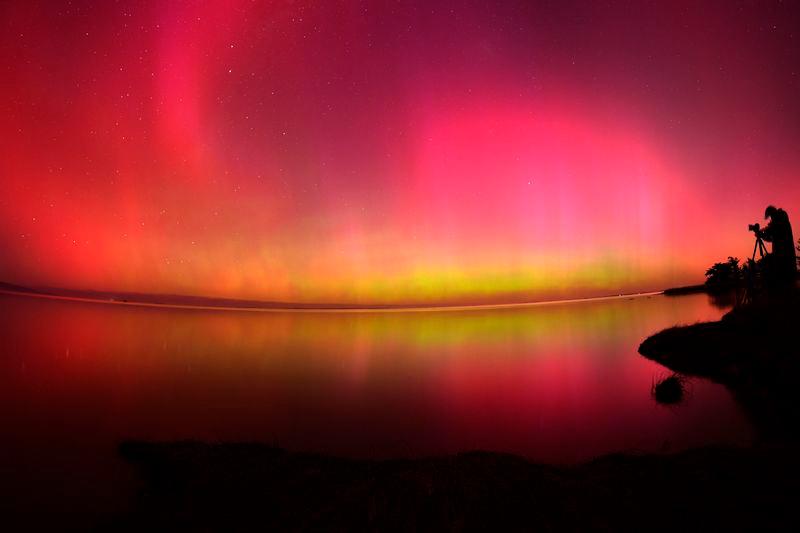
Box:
651;374;687;404
704;256;742;293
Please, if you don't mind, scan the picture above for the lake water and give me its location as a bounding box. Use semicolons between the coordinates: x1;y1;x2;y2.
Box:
0;292;754;524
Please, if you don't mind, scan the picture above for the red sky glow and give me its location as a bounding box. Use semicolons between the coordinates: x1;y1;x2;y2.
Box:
1;0;799;304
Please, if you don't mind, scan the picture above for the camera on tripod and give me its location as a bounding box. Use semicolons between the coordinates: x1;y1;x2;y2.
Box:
748;222;768;260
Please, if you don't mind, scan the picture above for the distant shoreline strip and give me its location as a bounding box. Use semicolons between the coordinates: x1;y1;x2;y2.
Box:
0;288;666;314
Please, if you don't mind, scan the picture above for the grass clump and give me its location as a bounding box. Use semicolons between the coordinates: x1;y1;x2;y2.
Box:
651;373;688;405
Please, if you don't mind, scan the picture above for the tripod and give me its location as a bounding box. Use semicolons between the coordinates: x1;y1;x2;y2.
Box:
739;231;769;306
752;231;768;261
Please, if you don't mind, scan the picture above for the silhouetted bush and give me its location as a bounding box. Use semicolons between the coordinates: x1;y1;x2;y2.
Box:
651;374;687;404
704;257;742;293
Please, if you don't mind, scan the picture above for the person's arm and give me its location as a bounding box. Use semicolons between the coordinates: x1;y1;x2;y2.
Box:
760;221;774;242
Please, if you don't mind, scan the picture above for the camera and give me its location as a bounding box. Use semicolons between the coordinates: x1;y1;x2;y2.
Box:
748;223;761;233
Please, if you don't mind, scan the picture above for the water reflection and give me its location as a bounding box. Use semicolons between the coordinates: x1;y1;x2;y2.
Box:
1;292;752;464
707;290;738;309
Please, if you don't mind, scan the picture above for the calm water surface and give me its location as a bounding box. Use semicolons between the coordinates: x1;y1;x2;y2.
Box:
0;292;753;523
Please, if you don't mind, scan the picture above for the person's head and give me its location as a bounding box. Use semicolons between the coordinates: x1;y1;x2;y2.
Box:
765;205;778;219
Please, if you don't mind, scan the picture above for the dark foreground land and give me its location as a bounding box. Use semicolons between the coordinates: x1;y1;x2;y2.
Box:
108;440;798;532
639;289;800;437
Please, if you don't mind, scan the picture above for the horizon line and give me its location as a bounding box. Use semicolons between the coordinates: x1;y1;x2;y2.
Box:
0;283;668;314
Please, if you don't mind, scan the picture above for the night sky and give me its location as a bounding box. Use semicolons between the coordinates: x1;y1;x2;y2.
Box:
2;0;799;305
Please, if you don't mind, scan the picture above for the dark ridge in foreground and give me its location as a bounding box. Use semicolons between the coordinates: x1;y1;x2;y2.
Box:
108;441;798;532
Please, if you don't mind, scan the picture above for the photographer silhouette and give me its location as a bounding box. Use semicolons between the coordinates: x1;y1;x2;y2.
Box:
760;205;797;286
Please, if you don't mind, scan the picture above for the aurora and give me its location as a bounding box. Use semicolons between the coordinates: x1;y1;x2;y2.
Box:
1;0;798;304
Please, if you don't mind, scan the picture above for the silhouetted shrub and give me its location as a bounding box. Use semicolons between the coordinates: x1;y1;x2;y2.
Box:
651;374;687;404
704;257;742;293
